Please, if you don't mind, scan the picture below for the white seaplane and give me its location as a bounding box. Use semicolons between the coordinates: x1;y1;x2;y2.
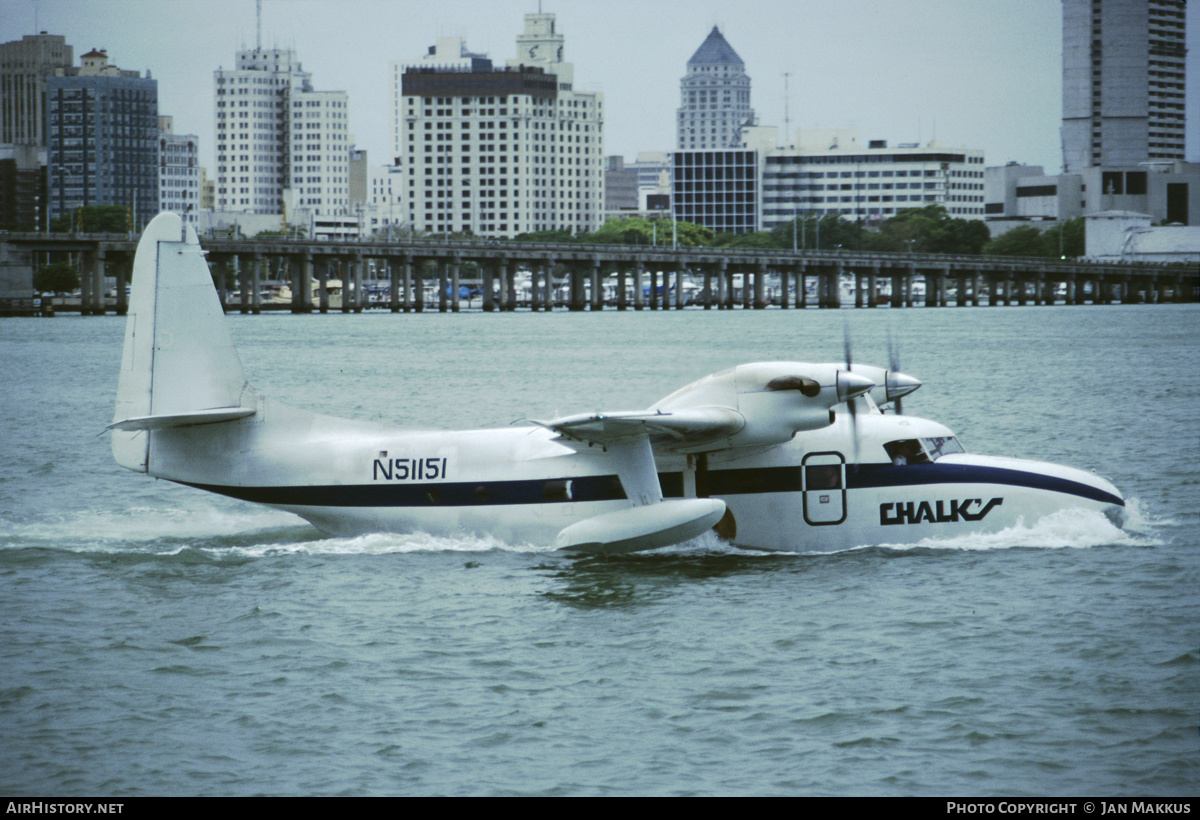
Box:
111;213;1125;554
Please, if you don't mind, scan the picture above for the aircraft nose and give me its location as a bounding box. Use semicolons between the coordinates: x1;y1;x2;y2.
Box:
836;370;875;403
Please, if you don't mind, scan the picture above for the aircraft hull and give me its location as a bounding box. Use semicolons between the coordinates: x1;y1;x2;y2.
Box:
152;405;1123;554
715;454;1124;552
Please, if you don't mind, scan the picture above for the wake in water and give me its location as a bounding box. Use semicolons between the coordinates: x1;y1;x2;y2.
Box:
0;502;551;557
0;496;1166;559
221;529;546;558
877;498;1164;552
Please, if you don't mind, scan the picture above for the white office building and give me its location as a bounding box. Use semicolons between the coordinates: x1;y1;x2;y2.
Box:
157;116;199;223
733;128;986;233
393;12;604;237
214;47;350;217
390;37;493;160
671;128;986;235
366;163;406;236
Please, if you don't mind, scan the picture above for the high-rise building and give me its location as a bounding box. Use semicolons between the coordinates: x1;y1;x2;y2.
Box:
158;116;199;223
45;49;158;229
394;12;604;237
676;26;755;150
214;47;350;216
0;33;73;146
1061;0;1188;172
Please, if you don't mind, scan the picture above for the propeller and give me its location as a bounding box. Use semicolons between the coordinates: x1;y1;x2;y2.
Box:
842;324;862;464
888;330;903;415
886;328;921;414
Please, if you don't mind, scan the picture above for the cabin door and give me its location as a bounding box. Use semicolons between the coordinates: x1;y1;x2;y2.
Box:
802;451;846;526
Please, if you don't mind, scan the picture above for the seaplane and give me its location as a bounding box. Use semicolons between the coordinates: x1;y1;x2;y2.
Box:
110;213;1125;554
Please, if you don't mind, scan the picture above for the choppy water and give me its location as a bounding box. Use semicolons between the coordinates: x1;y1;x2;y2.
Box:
1;304;1196;796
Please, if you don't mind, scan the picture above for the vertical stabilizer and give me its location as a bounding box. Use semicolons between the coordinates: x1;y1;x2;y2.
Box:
112;212;253;471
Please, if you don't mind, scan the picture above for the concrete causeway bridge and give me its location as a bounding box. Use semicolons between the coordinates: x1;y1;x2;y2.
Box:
3;232;1195;315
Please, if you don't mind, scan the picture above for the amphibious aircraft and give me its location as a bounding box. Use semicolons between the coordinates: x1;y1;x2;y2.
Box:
111;213;1125;554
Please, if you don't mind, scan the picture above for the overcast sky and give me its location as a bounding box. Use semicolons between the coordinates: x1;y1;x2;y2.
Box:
4;0;1198;176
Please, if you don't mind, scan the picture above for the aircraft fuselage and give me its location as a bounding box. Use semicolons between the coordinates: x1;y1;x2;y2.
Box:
147;396;1123;553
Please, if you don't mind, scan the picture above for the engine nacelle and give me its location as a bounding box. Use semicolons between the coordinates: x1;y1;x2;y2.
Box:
651;362;873;449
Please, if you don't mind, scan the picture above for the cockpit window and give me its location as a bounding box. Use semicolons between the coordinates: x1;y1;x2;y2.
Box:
884;439;929;464
922;436;964;461
884;437;964;465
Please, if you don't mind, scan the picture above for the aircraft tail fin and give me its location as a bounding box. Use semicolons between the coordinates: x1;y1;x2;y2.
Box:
112;212;255;472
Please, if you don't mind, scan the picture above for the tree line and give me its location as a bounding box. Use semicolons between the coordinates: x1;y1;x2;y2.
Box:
511;206;1085;259
37;203;1086;274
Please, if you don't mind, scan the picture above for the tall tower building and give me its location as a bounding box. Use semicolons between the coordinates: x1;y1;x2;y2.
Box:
0;33;72;146
1061;0;1188;172
45;49;158;229
394;12;604;237
677;26;755;150
214;47;350;215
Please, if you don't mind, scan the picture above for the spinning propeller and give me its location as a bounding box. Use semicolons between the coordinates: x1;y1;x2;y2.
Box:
840;325;923;463
842;327;862;464
886;329;921;414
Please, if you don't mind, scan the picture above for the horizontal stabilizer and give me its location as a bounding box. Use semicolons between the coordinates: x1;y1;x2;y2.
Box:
108;407;256;432
555;498;726;555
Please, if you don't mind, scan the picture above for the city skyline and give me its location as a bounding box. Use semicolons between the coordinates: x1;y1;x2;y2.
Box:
4;0;1198;183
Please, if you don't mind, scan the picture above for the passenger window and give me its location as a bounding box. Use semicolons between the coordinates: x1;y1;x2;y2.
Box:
805;464;842;489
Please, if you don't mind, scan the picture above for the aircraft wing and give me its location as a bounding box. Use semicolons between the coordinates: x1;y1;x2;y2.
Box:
534;362;893;456
532;407;745;451
534;409;734;549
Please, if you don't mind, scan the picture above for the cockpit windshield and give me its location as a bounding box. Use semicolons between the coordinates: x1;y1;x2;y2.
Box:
884;436;965;465
922;436;965;461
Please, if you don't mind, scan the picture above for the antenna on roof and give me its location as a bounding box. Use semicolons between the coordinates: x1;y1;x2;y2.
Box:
256;0;262;51
782;72;790;149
